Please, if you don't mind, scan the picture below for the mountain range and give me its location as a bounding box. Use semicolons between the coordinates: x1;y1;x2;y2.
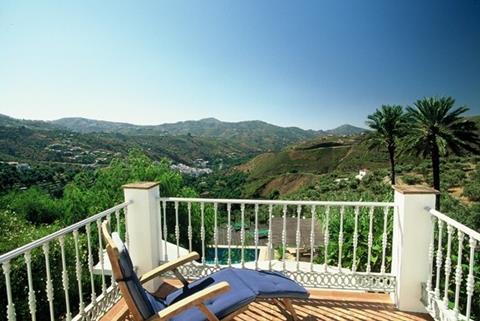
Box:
51;116;367;137
1;113;367;150
0;113;367;166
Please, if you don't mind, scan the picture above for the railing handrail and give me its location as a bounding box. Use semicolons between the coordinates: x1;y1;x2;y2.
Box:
427;207;480;241
0;201;131;263
158;196;394;208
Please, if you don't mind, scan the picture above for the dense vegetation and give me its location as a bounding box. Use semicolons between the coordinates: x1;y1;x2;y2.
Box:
0;151;215;321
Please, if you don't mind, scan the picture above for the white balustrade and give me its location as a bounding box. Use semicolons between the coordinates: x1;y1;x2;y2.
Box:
157;197;396;292
425;207;480;321
0;201;130;321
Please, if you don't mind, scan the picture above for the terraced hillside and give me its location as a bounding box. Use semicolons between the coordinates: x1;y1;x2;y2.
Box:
236;135;390;197
0;125;257;166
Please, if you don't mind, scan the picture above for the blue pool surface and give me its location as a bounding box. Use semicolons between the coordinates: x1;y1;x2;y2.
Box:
205;247;259;265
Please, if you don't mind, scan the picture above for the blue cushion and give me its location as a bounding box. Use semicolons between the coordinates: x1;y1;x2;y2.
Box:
112;233;156;320
165;268;256;321
164;268;308;321
231;269;309;299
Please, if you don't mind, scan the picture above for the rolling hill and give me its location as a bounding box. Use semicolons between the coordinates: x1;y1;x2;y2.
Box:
0;125;258;166
235;135;392;197
1;113;367;154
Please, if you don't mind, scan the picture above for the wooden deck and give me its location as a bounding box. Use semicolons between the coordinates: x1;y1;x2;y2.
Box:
101;280;432;321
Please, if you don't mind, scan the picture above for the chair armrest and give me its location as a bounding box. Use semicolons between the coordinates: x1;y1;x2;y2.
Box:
151;281;230;321
139;252;200;284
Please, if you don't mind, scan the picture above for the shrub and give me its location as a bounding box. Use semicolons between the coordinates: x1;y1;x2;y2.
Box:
402;174;422;185
0;187;64;224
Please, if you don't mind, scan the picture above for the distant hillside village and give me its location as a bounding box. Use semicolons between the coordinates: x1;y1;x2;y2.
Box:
44;140;117;166
170;158;213;177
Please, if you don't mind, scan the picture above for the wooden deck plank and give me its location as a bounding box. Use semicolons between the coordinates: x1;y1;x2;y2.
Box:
100;280;433;321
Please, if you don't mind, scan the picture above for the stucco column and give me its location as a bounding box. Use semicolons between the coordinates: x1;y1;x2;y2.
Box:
391;185;438;312
123;182;161;291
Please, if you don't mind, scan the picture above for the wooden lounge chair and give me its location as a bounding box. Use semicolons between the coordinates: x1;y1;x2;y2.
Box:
102;221;309;321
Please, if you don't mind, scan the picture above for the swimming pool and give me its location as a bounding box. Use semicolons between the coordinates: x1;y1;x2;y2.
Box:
205;247;259;265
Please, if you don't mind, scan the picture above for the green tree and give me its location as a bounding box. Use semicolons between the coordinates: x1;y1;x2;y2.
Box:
365;105;406;185
405;97;480;209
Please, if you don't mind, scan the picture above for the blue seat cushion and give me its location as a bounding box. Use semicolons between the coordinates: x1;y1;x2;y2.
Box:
163;268;308;321
230;269;309;299
165;268;256;321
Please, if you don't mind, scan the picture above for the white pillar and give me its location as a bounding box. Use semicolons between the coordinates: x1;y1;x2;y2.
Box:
123;182;162;291
392;185;438;312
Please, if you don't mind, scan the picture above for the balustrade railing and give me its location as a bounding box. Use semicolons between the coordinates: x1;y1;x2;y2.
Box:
4;184;479;321
158;197;396;291
424;207;480;321
0;202;130;321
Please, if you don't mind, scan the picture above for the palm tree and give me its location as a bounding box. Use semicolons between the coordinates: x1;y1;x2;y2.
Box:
366;105;406;185
405;97;480;209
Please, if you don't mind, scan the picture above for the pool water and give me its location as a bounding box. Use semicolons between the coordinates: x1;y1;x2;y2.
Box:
205;247;259;265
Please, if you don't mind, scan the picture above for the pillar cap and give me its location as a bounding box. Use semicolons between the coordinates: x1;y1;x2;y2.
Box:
393;184;440;195
122;181;159;190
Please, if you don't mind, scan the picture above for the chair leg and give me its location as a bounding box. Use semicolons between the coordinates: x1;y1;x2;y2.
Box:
282;299;299;321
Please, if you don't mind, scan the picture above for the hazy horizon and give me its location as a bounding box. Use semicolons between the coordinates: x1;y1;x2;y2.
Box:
1;111;372;132
1;1;479;130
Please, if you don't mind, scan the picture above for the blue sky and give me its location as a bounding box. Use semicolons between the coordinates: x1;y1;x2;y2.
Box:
0;1;479;130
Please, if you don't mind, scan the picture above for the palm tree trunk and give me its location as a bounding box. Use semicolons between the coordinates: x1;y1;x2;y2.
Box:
431;141;441;210
388;145;396;185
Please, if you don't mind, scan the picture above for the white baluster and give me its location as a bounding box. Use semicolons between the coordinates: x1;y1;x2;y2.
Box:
381;206;389;274
107;213;112;232
187;202;192;252
465;236;476;321
58;236;72;321
227;203;232;267
268;204;273;271
214;203;219;267
24;252;36;321
96;220;106;297
366;206;374;273
124;206;129;247
324;206;330;273
453;230;464;320
310;205;316;272
115;209;121;233
295;205;302;271
201;203;205;265
162;201;168;261
254;204;259;270
435;219;444;299
42;243;55;321
240;203;245;268
174;201;180;258
427;216;436;295
352;206;359;273
282;205;287;271
86;223;97;306
2;261;16;321
157;200;163;263
443;224;453;306
338;206;345;272
73;230;85;316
